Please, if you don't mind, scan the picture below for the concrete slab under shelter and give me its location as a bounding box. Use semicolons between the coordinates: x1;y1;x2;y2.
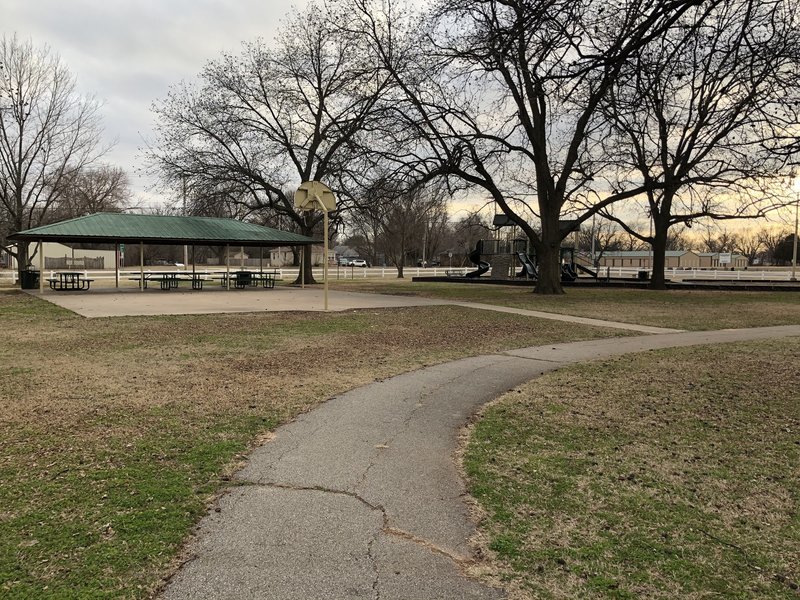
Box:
27;286;448;318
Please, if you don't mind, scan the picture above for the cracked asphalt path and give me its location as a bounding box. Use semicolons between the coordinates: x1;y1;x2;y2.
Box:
160;325;800;600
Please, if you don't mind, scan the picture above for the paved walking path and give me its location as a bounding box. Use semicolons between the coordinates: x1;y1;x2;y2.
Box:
447;301;682;333
160;325;800;600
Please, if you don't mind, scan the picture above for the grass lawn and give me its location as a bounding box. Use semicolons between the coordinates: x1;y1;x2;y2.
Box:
464;338;800;599
0;291;622;599
329;279;800;331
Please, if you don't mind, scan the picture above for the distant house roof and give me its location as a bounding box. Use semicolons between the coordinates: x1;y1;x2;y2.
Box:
9;213;315;247
601;250;694;258
697;252;745;258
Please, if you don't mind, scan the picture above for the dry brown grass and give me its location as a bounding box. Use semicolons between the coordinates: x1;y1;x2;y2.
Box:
465;337;800;599
0;291;623;598
0;292;624;430
330;279;800;330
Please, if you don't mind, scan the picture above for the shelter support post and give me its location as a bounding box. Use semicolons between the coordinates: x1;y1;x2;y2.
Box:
115;243;120;288
323;207;329;311
292;181;336;310
140;242;144;291
39;240;44;293
259;247;263;274
226;245;230;290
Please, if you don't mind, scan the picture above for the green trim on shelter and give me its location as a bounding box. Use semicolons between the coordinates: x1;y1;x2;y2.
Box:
9;213;315;246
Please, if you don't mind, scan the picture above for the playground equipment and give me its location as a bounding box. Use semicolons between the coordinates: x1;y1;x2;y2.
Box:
559;247;577;282
463;239;591;282
458;214;599;282
516;252;537;279
465;241;491;278
516;246;589;282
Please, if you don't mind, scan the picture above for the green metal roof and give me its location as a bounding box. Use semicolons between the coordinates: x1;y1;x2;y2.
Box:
9;213;315;246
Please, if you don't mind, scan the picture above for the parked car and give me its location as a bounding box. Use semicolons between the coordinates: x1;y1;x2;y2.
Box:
350;259;368;267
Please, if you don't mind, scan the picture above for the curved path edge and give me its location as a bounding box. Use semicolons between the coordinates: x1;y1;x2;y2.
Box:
161;325;800;600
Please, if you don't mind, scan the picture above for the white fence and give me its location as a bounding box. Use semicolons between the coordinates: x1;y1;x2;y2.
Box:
587;266;797;281
667;268;796;281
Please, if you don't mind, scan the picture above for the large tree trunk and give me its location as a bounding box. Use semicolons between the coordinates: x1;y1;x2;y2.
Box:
533;219;564;294
396;264;404;278
535;247;564;294
294;216;318;285
649;194;673;290
649;218;670;290
15;240;29;285
294;244;317;285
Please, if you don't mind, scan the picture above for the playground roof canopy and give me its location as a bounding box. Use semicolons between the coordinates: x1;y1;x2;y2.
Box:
9;213;315;247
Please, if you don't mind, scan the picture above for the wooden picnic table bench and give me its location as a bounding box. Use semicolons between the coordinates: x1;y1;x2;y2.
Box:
214;271;278;289
48;272;94;291
129;272;207;290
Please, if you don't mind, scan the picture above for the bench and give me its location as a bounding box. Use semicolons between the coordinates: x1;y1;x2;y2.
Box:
48;272;94;291
445;270;465;278
129;274;206;290
214;271;277;289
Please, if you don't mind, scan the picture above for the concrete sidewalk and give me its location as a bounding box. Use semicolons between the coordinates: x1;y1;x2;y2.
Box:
31;286;679;333
160;325;800;600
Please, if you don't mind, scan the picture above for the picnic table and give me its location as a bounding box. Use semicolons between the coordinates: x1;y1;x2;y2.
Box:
129;272;206;290
215;270;277;289
47;271;94;291
128;270;277;290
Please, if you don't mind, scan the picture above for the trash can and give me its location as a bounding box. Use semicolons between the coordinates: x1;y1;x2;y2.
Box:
637;270;649;281
20;270;40;289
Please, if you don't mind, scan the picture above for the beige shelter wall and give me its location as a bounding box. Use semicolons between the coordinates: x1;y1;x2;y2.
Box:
7;242;116;270
699;255;749;268
678;251;700;268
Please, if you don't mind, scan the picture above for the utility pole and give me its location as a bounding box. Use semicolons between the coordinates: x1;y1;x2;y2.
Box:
792;185;798;281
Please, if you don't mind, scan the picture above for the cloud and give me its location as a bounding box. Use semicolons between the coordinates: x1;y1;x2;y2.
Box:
5;0;302;206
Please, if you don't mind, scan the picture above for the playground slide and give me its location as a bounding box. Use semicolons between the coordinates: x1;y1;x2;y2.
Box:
560;263;578;282
574;263;598;278
465;243;490;278
516;252;538;279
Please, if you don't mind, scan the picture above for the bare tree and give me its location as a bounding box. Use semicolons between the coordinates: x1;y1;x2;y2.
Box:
758;227;790;265
733;228;764;266
576;218;629;266
46;165;131;222
379;181;448;277
599;0;799;288
0;35;107;279
146;3;393;283
347;0;711;294
450;210;492;265
699;226;739;253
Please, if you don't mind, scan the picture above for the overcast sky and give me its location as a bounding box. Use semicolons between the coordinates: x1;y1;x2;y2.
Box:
5;0;304;207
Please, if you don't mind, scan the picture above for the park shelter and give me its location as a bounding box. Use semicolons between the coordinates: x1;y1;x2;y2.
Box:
9;212;316;292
